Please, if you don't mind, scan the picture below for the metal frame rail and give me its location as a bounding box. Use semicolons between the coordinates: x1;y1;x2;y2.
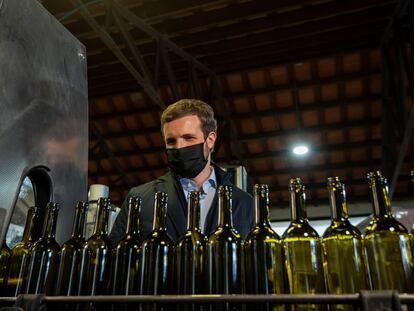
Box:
0;292;412;311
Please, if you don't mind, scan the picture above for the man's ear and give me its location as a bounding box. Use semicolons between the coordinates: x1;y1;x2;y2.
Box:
206;131;217;152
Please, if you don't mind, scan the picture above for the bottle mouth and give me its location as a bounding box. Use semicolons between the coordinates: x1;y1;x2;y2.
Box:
288;178;304;191
155;191;168;203
46;202;60;212
218;185;233;195
98;197;111;207
367;171;387;187
254;184;268;193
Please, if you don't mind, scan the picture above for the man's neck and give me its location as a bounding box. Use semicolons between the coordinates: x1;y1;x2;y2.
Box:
191;164;213;191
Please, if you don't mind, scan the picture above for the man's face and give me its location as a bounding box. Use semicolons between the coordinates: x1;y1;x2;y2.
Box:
163;115;216;157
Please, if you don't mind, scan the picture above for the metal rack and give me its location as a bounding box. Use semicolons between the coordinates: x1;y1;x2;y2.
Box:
0;292;413;311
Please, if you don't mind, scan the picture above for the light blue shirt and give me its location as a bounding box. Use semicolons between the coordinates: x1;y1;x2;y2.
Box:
180;167;217;232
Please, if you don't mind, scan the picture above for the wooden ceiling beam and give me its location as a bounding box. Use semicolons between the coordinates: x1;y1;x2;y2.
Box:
84;13;388;70
59;0;312;43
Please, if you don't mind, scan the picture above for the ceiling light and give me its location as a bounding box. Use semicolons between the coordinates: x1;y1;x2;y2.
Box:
292;144;309;155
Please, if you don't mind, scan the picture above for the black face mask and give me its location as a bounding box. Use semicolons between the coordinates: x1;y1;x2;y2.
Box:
166;142;208;178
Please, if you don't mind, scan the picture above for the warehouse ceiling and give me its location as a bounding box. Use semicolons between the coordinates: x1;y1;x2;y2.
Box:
42;0;414;214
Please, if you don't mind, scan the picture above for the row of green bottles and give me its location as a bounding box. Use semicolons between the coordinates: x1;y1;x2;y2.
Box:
284;172;414;311
2;170;413;303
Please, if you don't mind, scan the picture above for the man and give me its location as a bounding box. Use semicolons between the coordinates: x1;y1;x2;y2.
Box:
109;99;254;243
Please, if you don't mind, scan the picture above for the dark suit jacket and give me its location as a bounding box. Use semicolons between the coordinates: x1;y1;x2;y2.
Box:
109;165;254;243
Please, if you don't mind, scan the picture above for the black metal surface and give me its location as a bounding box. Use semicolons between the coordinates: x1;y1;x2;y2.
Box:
2;293;414;304
0;0;88;244
2;293;414;311
360;290;402;311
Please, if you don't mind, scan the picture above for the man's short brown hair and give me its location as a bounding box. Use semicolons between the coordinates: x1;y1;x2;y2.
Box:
161;99;217;138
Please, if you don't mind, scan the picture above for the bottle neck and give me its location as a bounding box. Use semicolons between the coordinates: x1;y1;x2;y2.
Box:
254;185;271;226
72;202;87;239
153;192;167;231
187;191;201;231
94;198;110;235
289;180;307;223
42;203;59;239
218;185;233;228
369;173;393;217
328;179;349;221
29;207;41;243
21;207;35;243
126;197;141;235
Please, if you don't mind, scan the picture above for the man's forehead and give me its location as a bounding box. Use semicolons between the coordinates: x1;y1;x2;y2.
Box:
162;115;203;135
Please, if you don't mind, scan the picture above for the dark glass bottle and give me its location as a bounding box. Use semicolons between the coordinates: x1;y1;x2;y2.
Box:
175;191;208;311
244;184;285;311
111;196;142;295
282;178;325;311
6;206;39;296
138;192;172;297
56;201;88;295
364;171;414;292
207;185;243;311
26;202;61;295
321;177;370;311
0;242;11;295
78;197;112;296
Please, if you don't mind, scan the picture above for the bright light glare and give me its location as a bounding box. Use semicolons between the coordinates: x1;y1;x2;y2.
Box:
293;145;309;155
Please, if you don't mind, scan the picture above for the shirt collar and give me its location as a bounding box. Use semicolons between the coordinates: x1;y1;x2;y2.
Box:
180;166;217;195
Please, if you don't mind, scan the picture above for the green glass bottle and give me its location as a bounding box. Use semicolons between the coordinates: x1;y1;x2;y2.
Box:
321;177;370;311
0;242;11;295
56;201;88;295
364;171;414;292
25;202;60;295
282;178;325;311
175;191;208;311
78;197;112;296
138;192;172;296
111;196;142;295
244;184;285;311
6;206;39;296
207;185;243;311
176;191;207;294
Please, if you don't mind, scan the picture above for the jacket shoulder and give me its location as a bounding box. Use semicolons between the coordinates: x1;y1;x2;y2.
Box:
128;173;172;199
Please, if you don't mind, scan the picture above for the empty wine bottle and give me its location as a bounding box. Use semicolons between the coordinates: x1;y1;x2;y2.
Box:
321;177;370;311
244;184;285;311
56;201;88;295
112;196;142;296
207;185;243;311
78;197;112;296
6;206;39;296
138;192;172;297
175;191;208;311
282;178;325;311
26;202;61;295
364;171;414;292
0;242;11;295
